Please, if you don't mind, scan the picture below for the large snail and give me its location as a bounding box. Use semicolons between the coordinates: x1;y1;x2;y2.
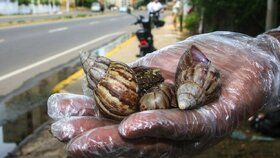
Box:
176;45;221;110
80;45;221;120
80;51;165;120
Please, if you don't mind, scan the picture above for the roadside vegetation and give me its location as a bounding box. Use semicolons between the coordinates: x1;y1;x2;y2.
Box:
0;13;98;28
14;0;61;5
184;0;270;36
76;0;98;8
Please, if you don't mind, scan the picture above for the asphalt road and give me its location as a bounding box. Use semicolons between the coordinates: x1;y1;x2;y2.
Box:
0;12;140;95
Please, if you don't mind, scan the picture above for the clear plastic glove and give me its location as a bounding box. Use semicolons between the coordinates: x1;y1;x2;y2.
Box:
48;31;280;158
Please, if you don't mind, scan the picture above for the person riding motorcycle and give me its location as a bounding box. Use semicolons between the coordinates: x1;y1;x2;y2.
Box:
147;0;163;26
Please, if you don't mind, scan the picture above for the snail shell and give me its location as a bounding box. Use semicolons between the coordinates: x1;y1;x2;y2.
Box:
175;45;221;110
139;83;177;111
80;51;110;90
80;51;139;120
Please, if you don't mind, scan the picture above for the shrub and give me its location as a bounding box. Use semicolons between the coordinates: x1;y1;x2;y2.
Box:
17;20;26;23
65;15;73;19
41;0;49;5
18;0;31;5
77;13;87;18
184;12;200;35
76;0;98;8
190;0;267;36
54;0;60;6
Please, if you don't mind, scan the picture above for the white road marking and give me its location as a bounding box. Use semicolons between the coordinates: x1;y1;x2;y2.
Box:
89;21;100;25
48;27;68;33
0;39;5;43
0;31;124;82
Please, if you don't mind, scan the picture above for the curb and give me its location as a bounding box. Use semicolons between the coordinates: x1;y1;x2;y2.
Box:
52;35;136;93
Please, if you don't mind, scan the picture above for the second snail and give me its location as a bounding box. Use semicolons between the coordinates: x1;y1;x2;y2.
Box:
80;45;221;121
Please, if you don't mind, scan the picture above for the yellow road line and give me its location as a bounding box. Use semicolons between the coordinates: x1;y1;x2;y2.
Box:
105;36;136;58
52;35;136;93
52;69;84;93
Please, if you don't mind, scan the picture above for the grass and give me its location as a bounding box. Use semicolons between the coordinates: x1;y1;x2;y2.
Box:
17;20;26;23
55;16;62;20
77;13;87;18
64;15;73;19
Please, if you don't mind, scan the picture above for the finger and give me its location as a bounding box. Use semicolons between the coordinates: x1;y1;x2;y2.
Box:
48;93;98;120
51;116;116;142
66;125;202;158
119;109;201;140
119;67;267;140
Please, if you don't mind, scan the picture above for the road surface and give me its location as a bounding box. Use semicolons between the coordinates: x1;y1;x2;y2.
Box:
0;12;140;95
0;11;101;23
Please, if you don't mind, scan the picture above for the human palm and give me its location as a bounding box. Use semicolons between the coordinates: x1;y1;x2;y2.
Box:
48;32;280;157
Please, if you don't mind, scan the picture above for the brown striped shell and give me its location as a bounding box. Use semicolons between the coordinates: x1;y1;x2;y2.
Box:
175;45;221;110
139;83;177;111
80;51;111;90
80;51;139;120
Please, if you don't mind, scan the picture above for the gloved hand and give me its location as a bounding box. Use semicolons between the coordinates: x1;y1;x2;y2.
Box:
48;32;280;157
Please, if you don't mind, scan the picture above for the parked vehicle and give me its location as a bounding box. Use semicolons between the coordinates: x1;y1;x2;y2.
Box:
91;2;101;12
119;6;128;12
111;6;118;11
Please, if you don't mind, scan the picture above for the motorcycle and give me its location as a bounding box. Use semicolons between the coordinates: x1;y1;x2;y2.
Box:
127;9;165;57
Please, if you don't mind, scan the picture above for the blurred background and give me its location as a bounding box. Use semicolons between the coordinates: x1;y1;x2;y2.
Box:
0;0;279;157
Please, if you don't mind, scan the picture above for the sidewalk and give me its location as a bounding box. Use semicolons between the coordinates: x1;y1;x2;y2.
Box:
13;15;184;158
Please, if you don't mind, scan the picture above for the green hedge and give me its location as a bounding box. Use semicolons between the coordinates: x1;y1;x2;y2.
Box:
18;0;30;5
76;0;98;8
17;0;61;6
189;0;267;36
184;11;200;35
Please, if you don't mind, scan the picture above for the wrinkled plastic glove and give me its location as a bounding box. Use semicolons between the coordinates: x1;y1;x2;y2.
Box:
48;32;280;158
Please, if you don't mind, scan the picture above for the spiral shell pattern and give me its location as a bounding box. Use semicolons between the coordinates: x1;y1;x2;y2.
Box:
175;45;221;110
139;83;177;111
80;52;139;120
80;51;110;90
